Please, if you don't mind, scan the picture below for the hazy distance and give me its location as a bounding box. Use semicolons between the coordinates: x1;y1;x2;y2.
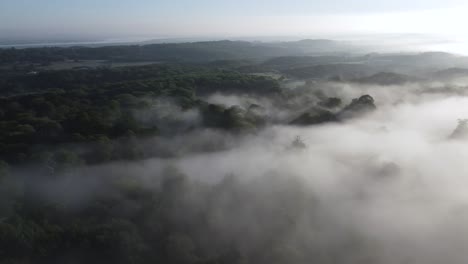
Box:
2;0;468;54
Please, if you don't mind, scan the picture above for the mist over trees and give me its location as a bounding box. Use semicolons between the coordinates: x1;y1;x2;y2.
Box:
2;39;468;263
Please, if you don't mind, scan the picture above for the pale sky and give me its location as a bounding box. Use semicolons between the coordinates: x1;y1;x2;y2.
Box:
1;0;468;42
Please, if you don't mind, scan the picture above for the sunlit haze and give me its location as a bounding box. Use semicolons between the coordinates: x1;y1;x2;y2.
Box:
2;0;468;53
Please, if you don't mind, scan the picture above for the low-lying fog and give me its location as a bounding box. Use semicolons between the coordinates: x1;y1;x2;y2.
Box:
7;79;468;264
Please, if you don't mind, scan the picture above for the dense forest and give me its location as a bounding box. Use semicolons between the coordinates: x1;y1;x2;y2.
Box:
2;40;468;264
0;64;284;164
0;42;381;263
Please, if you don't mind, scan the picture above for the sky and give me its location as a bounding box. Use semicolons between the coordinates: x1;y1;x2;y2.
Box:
1;0;468;43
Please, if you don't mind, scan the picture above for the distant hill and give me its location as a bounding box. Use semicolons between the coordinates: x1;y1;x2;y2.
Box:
352;72;419;85
0;39;358;64
368;52;468;69
432;68;468;80
3;39;468;74
261;55;365;70
267;39;357;54
284;64;374;79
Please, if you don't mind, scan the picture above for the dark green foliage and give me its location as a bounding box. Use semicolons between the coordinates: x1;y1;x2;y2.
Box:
201;104;265;131
290;107;337;126
318;97;342;109
338;95;376;119
0;63;280;97
291;95;376;126
0;64;279;164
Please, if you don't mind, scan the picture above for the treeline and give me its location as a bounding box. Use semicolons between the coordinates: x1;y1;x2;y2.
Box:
0;41;289;64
